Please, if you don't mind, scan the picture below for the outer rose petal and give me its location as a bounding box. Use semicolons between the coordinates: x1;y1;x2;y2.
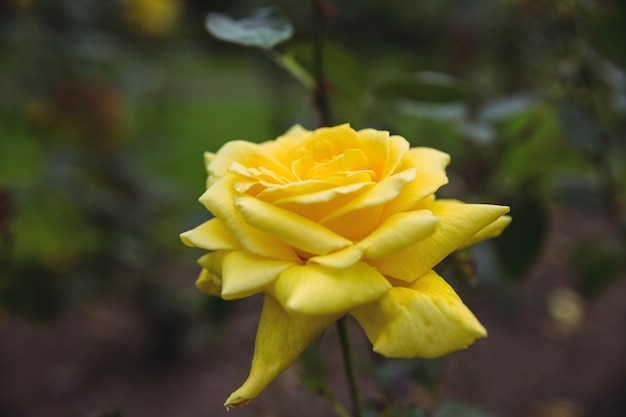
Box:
362;209;438;259
179;218;239;251
199;176;300;262
370;200;509;281
273;263;391;315
383;147;450;216
458;215;512;249
224;296;340;409
351;270;486;358
235;194;352;255
205;140;261;185
195;251;231;296
221;251;297;299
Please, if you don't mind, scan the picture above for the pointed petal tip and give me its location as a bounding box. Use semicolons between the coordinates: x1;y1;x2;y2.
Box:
224;395;251;410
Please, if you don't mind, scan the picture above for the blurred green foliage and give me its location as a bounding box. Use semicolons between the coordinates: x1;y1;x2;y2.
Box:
0;0;625;415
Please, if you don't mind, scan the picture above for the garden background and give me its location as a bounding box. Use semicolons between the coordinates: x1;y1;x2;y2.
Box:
1;1;625;416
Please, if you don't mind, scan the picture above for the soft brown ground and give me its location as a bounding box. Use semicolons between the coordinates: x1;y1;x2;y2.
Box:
1;209;625;417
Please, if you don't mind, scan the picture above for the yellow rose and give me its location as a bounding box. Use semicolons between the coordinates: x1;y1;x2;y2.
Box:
180;124;510;408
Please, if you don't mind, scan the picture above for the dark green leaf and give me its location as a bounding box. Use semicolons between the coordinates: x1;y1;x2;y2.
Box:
495;193;548;280
205;6;293;49
571;241;625;298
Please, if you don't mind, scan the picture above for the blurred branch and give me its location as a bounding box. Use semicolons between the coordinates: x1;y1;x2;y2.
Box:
313;0;333;127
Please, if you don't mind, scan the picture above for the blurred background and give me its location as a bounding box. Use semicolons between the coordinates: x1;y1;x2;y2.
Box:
1;1;625;416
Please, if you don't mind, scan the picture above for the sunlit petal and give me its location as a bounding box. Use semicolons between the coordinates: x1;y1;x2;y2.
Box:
322;168;417;222
459;215;512;249
383;147;450;216
352;270;486;358
362;210;438;259
206;140;261;186
199;176;299;262
221;251;297;300
235;194;352;255
370;200;509;281
273;263;391;315
179;218;239;251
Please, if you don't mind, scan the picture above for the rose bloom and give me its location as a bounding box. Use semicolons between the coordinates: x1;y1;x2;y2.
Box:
180;124;510;408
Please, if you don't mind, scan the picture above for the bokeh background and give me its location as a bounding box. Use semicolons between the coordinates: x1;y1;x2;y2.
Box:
1;1;625;416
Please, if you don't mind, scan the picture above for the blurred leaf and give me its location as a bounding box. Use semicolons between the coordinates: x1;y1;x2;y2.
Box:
571;240;625;298
205;6;293;49
395;100;466;121
408;357;445;391
586;13;626;67
274;53;316;91
495;194;548;280
480;95;538;122
456;118;495;144
378;404;428;417
558;103;602;155
377;72;468;104
433;402;496;417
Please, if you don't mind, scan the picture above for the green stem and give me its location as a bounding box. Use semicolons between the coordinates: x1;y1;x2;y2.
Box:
336;317;365;417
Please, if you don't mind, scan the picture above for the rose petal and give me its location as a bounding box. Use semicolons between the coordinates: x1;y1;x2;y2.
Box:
322;168;417;222
255;179;334;203
180;218;239;251
309;149;369;179
274;182;374;222
224;296;339;409
221;251;297;299
383;147;450;216
206;141;262;186
370;200;510;281
363;210;439;259
458;215;512;249
307;245;365;268
195;251;231;296
235;194;352;255
273;263;391;315
199;176;299;262
351;270;486;358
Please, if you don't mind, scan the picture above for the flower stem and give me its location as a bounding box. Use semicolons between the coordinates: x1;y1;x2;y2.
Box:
312;0;332;126
336;316;364;417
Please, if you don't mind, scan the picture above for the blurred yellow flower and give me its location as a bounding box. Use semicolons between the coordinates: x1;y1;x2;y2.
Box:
181;124;511;408
123;0;181;36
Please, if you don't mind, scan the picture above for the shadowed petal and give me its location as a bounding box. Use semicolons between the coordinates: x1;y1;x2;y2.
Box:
351;270;486;358
224;296;340;409
195;251;231;296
